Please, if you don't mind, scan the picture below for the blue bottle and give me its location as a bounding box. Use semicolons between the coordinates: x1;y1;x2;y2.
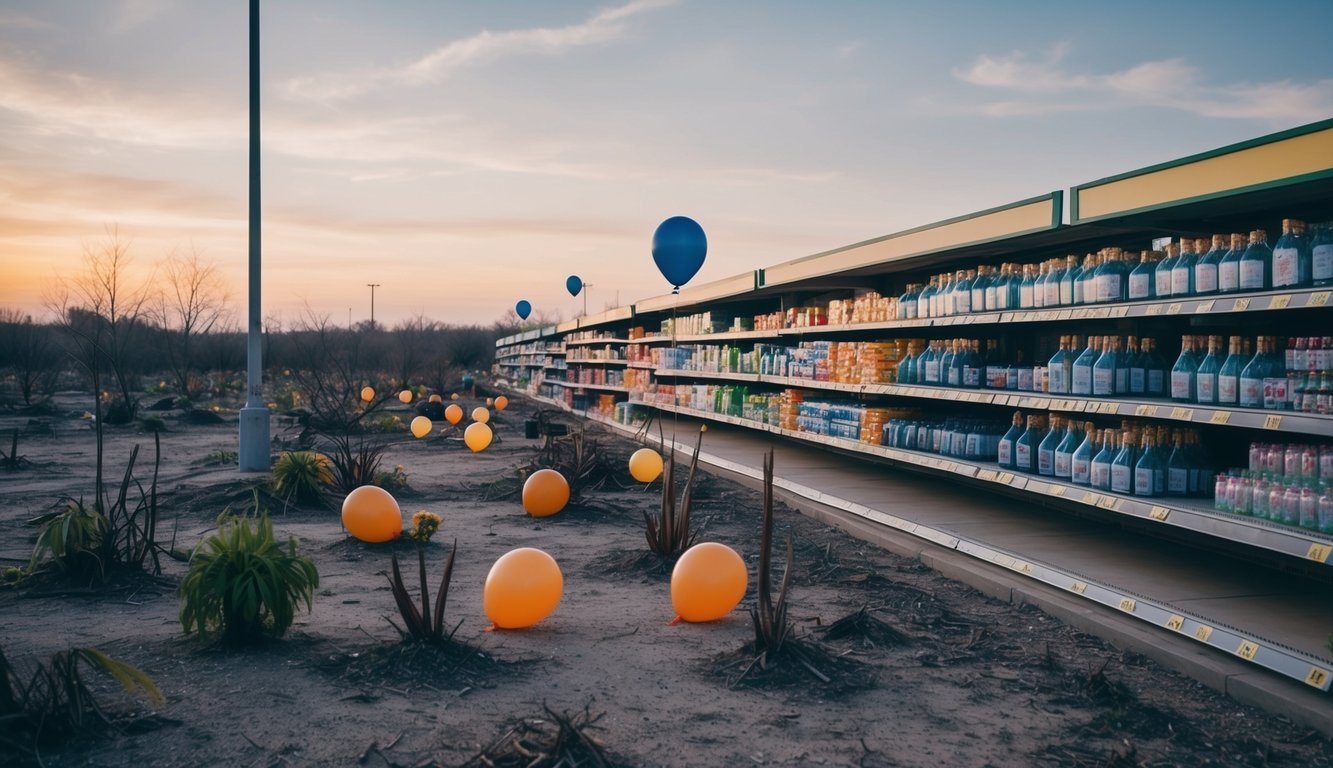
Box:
1171;237;1198;297
997;412;1023;470
1170;336;1198;403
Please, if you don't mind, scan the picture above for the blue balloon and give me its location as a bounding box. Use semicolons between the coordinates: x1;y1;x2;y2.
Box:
652;216;707;291
566;275;582;297
515;300;531;320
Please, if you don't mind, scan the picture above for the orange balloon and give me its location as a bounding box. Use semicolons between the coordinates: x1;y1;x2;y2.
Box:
464;422;493;452
628;448;664;483
410;415;432;439
484;548;563;629
671;542;748;622
472;407;490;424
522;469;570;517
341;486;403;543
398;390;413;404
428;394;443;404
360;386;375;402
495;396;509;411
445;403;463;425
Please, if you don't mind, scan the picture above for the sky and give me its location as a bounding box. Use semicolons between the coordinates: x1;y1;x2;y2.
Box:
2;0;1331;329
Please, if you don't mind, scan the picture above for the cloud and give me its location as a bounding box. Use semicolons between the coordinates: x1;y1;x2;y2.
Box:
282;0;677;102
954;43;1333;123
833;41;862;61
111;0;173;34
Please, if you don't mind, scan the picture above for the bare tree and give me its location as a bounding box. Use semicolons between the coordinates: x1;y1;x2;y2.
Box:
149;247;231;399
0;309;63;405
390;313;437;389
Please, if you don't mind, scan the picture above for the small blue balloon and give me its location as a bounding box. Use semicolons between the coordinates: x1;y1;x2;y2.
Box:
652;216;707;291
566;275;582;297
515;300;532;320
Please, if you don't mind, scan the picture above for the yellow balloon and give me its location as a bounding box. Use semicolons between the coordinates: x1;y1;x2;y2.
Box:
495;395;509;411
628;448;664;483
399;390;413;404
428;394;443;404
445;403;463;425
671;542;748;622
484;548;563;629
451;393;459;401
464;422;493;452
472;407;490;424
341;485;403;543
522;469;570;517
360;386;375;402
410;415;432;439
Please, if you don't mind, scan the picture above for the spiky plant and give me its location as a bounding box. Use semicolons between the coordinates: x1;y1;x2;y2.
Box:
643;426;706;556
386;533;460;644
179;509;319;646
271;450;333;505
324;433;390;494
751;449;795;659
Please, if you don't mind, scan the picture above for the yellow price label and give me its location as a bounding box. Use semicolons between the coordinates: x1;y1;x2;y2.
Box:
1309;291;1329;307
1135;404;1152;416
1209;410;1232;425
1307;666;1331;689
1269;295;1292;310
1232;297;1251;311
1100;402;1119;414
1118;598;1137;613
1149;506;1170;522
978;470;996;482
1147;305;1163;316
1166;615;1185;631
1048;484;1066;497
1167;303;1183;315
1263;414;1283;430
1170;407;1194;420
1083;492;1099;505
1306;543;1332;564
998;473;1014;485
1195;625;1214;642
1019;563;1034;575
1071;581;1088;594
1195;300;1216;313
1114;306;1130;318
1236;640;1260;661
1097;495;1119;510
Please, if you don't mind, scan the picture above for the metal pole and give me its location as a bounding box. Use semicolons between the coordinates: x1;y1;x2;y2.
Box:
238;0;270;470
368;283;381;327
582;282;592;317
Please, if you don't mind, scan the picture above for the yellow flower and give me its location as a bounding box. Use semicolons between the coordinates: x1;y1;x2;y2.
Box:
409;510;442;543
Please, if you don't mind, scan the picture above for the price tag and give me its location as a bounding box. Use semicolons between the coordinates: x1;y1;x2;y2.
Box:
1194;625;1214;642
1236;640;1260;661
1048;484;1066;497
978;470;996;482
1268;295;1292;310
1114;306;1130;318
1195;300;1216;313
945;462;958;473
1263;414;1283;430
1307;666;1331;689
1100;402;1119;414
1149;506;1170;522
1020;562;1034;574
1170;407;1194;420
1058;310;1073;320
1071;581;1088;594
1118;598;1137;613
1232;297;1251;311
1083;492;1099;505
1166;615;1185;631
1135;404;1154;416
1309;291;1330;307
1146;305;1163;316
1167;303;1183;315
1209;410;1231;424
998;473;1014;485
1306;543;1332;564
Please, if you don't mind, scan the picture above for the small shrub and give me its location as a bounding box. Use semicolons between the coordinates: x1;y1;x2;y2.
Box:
28;498;107;583
644;426;706;557
387;538;459;644
140;415;167;433
376;463;410;492
325;433;389;494
271;451;333;505
178;510;319;646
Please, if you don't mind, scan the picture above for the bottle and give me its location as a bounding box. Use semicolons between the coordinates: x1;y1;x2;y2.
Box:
962;340;983;389
1014;415;1041;474
1008;264;1024;309
1319;481;1333;534
1047;336;1071;395
1071;336;1097;396
1011;349;1029;391
1090;429;1116;490
917;276;936;318
897;342;918;384
1037;415;1062;477
1096;248;1128;303
1238;229;1271;292
1194;336;1221;406
1019;264;1036;309
1156;242;1178;299
1044;259;1063;307
1166;432;1190;497
1239;336;1266;409
1143;338;1168;397
1313;222;1333;287
921;339;941;385
1093;336;1118;397
1271;219;1308;289
1055;418;1080;479
997;411;1023;470
1127;337;1147;395
1110;429;1135;494
898;284;917;320
1217;335;1243;405
1071;424;1096;486
1171;237;1197;297
1262;337;1288;411
1195;234;1225;295
1032;262;1048;309
1060;255;1079;306
1075;254;1098;305
970;268;988;314
954;270;973;314
1134;432;1165;497
1217;232;1246;294
1171;336;1197;403
1128;250;1156;301
1114;336;1132;395
945;340;965;387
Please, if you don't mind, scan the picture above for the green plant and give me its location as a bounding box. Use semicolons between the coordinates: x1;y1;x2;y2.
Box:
324;433;389;494
140;415;167;433
386;538;459;644
376;463;410;491
27;497;108;583
271;451;333;505
751;449;795;659
643;426;705;557
179;509;319;645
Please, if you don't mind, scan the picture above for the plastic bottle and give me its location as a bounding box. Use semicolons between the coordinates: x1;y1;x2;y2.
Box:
1014;414;1042;474
1037;415;1062;477
1047;335;1072;395
1093;336;1118;397
1110;430;1135;494
1055;419;1081;480
1134;432;1165;497
1090;429;1115;491
1271;219;1308;289
1060;255;1079;306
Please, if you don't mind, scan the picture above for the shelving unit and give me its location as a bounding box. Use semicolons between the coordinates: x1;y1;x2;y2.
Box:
494;118;1333;692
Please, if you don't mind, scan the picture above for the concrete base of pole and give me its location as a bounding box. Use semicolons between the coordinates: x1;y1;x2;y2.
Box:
238;406;271;471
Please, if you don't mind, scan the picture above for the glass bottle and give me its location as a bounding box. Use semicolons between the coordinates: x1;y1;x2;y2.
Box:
1037;415;1062;477
1047;335;1072;395
897;342;918;384
1313;222;1333;287
1238;229;1271;292
1071;423;1096;486
921;339;941;385
1128;250;1156;301
1075;254;1098;305
1171;237;1197;297
970;267;988;314
1019;264;1036;309
997;411;1023;470
1217;336;1243;406
1071;336;1097;396
1166;432;1190;497
1014;414;1041;474
1318;481;1333;534
1194;335;1221;406
946;339;965;387
982;267;1000;312
1217;232;1246;294
1262;336;1289;411
1144;337;1168;397
1271;219;1308;289
1096;247;1129;304
1195;234;1225;296
1008;264;1024;309
1127;336;1147;395
917;276;936;319
1156;242;1178;299
1055;418;1081;479
962;340;983;389
1010;349;1029;391
898;284;918;320
1090;428;1116;491
1170;336;1197;403
1093;335;1118;397
1060;255;1079;306
1239;336;1265;409
1044;259;1063;307
1110;429;1135;494
1114;335;1132;395
1134;432;1165;497
954;269;973;314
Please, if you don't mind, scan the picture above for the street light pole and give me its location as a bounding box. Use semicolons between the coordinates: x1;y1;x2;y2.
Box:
368;283;381;327
238;0;270;471
582;282;593;317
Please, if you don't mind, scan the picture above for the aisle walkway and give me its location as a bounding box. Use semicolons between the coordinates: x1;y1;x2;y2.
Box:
585;410;1333;730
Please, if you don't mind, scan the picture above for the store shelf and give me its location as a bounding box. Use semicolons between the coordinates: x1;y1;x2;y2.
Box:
655;368;761;384
626;361;656;369
629;329;784;344
550;380;630;393
564;336;630;347
566;358;629;366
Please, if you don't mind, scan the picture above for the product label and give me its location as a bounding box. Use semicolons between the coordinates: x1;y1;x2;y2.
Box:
1196;376;1215;403
998;439;1012;467
1272;247;1299;288
1171;371;1193;400
1314;245;1333;282
1134;467;1154;496
1218;375;1238;404
1128;273;1151;300
947;366;961;386
1020;284;1034;308
1172;267;1192;296
1239;260;1266;290
1093;368;1114;396
1115;368;1127;393
1168;467;1188;495
1049;366;1068;394
1099;275;1123;302
1017;369;1033;391
1148;370;1165;394
1110;464;1132;493
1015;443;1031;471
1038;448;1054;476
1044;281;1060;307
963;366;981;387
1091;461;1109;490
1060;281;1073;305
1055;451;1072;478
1130;368;1145;393
1219;262;1239;292
1195;264;1218;293
1156;270;1173;297
1071;366;1092;395
1072;457;1090;484
956;292;971;314
924;360;940;383
904;302;917;319
1263;376;1288;410
1239;376;1263;408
